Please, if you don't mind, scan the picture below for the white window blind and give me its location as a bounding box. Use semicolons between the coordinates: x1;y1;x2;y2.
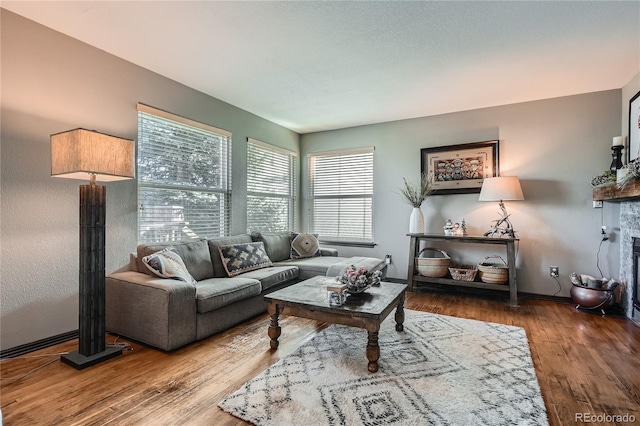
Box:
137;103;232;243
308;147;374;245
247;138;297;233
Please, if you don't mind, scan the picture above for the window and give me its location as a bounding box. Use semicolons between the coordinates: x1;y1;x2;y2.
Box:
137;103;231;243
247;138;297;232
308;147;374;245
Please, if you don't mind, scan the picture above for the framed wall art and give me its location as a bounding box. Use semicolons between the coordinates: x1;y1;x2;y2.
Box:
629;90;640;163
421;140;499;195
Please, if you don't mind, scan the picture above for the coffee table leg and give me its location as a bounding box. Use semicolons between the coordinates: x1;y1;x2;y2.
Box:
366;331;380;373
395;292;405;332
267;304;281;350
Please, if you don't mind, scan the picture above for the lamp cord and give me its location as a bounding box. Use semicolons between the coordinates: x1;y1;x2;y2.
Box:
596;238;605;278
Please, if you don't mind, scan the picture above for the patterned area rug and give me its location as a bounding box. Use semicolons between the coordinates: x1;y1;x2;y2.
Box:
218;310;548;425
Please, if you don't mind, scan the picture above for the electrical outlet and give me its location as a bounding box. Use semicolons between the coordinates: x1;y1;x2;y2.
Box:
385;254;392;265
549;266;559;277
593;200;603;208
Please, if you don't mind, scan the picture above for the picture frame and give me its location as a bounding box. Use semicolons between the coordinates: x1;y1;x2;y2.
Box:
421;140;499;195
629;90;640;163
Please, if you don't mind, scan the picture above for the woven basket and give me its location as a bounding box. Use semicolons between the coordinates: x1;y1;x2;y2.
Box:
415;247;450;278
477;255;509;284
448;265;477;281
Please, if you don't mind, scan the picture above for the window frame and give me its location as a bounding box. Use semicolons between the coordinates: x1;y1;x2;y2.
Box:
246;137;298;233
136;103;232;243
308;147;375;247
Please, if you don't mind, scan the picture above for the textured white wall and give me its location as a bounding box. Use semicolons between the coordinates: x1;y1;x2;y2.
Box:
0;10;299;350
301;90;623;298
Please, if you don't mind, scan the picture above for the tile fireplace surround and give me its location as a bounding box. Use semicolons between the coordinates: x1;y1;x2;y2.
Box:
620;201;640;322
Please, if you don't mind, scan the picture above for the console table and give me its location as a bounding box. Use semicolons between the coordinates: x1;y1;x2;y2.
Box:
407;233;519;306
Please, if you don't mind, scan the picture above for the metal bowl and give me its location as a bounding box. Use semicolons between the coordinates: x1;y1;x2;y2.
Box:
570;284;615;310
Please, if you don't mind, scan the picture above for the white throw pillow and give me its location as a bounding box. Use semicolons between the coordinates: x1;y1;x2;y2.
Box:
142;247;197;285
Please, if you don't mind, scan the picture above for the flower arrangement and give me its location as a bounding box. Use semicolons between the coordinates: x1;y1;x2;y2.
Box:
336;265;382;293
617;161;640;189
399;173;433;207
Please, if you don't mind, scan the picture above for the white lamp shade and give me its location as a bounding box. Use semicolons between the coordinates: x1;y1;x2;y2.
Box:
478;176;524;201
51;128;135;182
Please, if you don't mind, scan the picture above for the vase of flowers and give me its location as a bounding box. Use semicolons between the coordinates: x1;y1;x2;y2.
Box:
400;173;433;233
336;265;382;293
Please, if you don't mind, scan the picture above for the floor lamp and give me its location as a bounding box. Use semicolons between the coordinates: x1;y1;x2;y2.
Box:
51;128;135;369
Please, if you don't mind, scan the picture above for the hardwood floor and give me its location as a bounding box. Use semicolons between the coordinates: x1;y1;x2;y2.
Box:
2;290;639;425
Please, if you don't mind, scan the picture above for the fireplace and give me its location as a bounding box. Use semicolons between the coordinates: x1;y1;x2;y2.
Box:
619;201;640;320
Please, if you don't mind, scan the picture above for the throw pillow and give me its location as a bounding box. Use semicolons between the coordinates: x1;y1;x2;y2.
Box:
142;247;197;285
290;233;321;259
218;242;273;277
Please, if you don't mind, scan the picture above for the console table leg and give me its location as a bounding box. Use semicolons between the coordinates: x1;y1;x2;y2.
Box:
366;331;380;372
506;240;518;306
267;304;281;350
395;293;405;331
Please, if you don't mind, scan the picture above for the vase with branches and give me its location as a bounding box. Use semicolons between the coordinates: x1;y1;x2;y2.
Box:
399;174;433;233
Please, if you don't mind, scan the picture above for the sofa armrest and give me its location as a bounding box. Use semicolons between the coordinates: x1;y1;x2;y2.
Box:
106;271;197;351
319;247;339;257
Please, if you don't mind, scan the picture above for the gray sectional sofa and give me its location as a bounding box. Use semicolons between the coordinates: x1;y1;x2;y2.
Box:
105;231;384;351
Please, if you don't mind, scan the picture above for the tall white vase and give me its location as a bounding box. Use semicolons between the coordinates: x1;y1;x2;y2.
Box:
409;207;425;234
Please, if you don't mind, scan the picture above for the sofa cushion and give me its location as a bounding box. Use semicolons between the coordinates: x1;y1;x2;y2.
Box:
141;247;197;285
195;277;262;313
218;242;273;277
290;233;320;259
208;234;254;277
251;231;292;262
137;239;213;281
240;265;299;291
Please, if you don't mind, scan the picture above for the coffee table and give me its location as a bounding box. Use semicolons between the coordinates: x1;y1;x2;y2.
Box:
264;276;407;373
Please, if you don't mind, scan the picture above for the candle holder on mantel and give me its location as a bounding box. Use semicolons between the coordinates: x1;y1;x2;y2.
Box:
610;136;624;173
610;145;623;172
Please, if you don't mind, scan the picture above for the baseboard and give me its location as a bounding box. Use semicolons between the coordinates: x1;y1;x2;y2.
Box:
385;277;573;304
0;330;78;359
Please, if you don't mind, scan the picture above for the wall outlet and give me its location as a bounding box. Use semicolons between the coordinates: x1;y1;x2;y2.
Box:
385;254;392;265
593;200;603;208
549;266;559;277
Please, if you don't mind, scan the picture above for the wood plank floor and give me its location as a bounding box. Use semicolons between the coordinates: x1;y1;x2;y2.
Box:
2;290;639;425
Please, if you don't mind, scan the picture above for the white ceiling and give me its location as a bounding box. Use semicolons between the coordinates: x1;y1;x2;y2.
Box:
3;1;639;134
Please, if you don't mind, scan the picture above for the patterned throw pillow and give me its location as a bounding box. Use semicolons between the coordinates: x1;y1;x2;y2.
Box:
290;233;321;259
218;242;273;277
142;247;197;285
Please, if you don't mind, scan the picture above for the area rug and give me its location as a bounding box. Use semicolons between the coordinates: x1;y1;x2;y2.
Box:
218;310;548;425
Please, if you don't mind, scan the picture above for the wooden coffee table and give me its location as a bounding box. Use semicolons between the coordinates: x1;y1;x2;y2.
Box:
264;276;407;373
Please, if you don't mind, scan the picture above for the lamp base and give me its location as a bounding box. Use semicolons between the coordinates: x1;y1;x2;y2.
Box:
61;347;122;370
483;200;517;238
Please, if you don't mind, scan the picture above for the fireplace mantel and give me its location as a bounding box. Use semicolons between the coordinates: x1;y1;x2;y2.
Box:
593;179;640;202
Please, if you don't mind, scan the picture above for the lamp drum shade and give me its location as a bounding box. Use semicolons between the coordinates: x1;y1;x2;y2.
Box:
51;128;135;181
478;176;524;201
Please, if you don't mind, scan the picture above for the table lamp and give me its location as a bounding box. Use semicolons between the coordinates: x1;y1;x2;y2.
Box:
51;128;135;369
478;176;524;238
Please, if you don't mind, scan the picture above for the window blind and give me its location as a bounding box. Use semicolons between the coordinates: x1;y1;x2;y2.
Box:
308;147;374;244
137;104;231;243
247;138;297;233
